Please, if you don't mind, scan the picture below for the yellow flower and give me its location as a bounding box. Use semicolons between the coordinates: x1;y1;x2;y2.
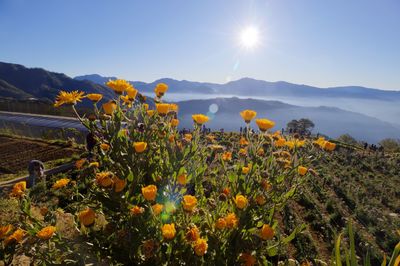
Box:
260;224;275;240
156;103;170;115
192;114;209;125
89;162;100;168
285;139;305;149
240;109;257;123
298;166;308;176
161;223;176;240
222;151;232;161
256;195;266;206
96;172;114;187
130;205;145;216
106;79;132;94
142;185;157;201
194;238;208;256
86;93;103;102
234;194;248;209
239;148;247;156
147;110;155;117
143;103;149;111
133;142;147;153
184;134;193;142
154;83;169;97
242;166;250;174
255;118;275;132
185;225;200;242
36;226;56;240
75;158;86;169
78;208;96;226
225;213;239;228
102;100;117;115
10;181;26;198
0;224;13;239
100;143;110;151
170;118;179;127
240;253;256;266
4;228;25;246
169;103;179;113
182;195;197;212
126;87;138;100
113;176;127;192
177;173;187;185
257;148;265;156
215;218;227;230
152;204;164;215
323;141;336;151
52;178;70;189
54;90;85;107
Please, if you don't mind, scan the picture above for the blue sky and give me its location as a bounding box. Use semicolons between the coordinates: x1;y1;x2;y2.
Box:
0;0;399;90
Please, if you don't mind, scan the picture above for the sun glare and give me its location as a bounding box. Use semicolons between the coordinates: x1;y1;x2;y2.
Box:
240;26;260;49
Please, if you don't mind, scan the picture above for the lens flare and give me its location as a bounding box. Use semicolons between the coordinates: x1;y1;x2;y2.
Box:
240;26;260;49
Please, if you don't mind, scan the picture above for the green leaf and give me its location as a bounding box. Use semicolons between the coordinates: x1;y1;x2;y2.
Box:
348;219;357;266
127;171;134;182
335;233;343;266
266;245;278;257
388;242;400;266
282;223;306;244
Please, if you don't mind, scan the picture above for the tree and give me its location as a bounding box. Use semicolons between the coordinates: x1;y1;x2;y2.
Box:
286;118;315;135
337;134;358;145
379;138;400;152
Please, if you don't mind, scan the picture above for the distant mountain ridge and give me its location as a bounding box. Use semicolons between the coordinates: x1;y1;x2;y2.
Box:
0;62;114;102
75;74;400;101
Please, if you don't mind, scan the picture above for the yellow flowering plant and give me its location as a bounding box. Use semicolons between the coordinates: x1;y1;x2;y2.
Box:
4;80;334;265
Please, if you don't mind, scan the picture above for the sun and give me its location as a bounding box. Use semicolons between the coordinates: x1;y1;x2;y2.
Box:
240;26;260;49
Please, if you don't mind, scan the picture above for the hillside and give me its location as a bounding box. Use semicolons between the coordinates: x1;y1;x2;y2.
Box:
0;62;114;102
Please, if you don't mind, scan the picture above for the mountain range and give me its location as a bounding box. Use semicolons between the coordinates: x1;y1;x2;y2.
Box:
0;61;399;142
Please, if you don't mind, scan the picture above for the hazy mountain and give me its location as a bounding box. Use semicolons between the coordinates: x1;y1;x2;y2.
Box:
176;97;400;143
0;62;114;102
76;74;400;101
74;74;117;85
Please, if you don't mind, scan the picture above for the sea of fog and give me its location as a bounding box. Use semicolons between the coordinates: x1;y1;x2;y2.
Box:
142;92;400;127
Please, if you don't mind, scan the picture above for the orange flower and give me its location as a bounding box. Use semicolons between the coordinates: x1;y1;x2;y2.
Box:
215;218;227;230
192;114;209;125
261;179;272;191
222;187;231;196
274;138;286;147
152;203;164;215
177;173;187;185
260;224;275;240
102;100;117;115
161;223;176;240
147;110;155;117
113;176;127;192
100;143;110;151
182;195;197;212
96;172;114;187
36;226;56;240
225;213;239;228
222;151;232;161
234;194;248;209
298;166;308;176
240;110;257;123
52;178;70;189
169;103;179;113
106;79;132;94
130;205;145;216
194;238;208;256
126;87;138;100
142;185;157;201
255;118;275;132
4;228;25;246
78;208;96;226
10;181;26;197
0;224;13;239
154;83;168;97
239;148;247;156
257;148;265;156
184;134;193;142
185;225;200;242
156;103;170;115
171;118;179;127
323;141;336;151
256;195;266;206
86;93;103;102
133;142;147;153
242;166;250;174
75;158;86;169
240;253;256;266
239;137;249;146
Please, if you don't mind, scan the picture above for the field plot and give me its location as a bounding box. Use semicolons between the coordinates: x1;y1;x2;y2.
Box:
0;135;79;177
